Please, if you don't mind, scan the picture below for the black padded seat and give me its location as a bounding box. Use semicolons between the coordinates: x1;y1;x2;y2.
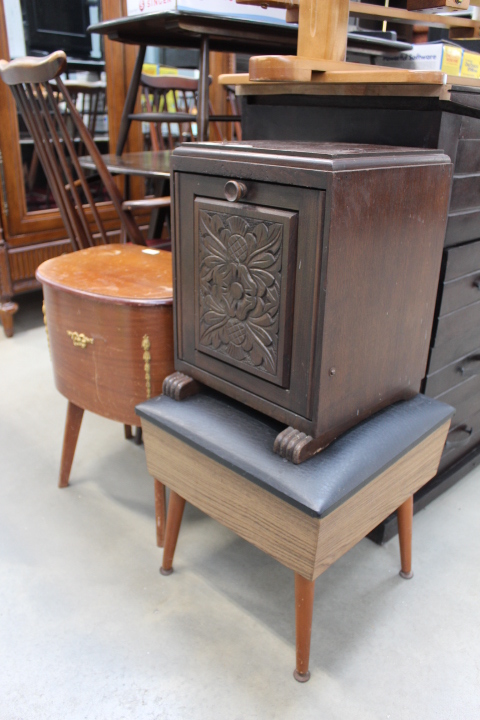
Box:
136;390;454;518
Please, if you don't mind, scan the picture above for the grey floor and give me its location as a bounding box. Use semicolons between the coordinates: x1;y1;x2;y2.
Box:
1;291;480;720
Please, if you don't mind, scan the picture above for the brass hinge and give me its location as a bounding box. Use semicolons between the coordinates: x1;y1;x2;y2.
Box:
0;150;8;217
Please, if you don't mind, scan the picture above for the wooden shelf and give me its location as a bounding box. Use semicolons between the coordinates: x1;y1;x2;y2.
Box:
237;0;480;31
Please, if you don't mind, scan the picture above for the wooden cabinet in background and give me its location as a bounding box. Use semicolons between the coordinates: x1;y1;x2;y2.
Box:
240;85;480;531
0;0;146;338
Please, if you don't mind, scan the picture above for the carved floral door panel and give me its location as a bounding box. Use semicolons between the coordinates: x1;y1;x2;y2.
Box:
174;172;326;419
194;198;298;387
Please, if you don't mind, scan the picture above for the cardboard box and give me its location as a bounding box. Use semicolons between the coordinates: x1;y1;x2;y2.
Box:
461;51;480;79
374;42;463;75
126;0;287;24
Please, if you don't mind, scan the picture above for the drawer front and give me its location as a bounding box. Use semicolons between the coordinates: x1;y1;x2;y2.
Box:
460;115;480;140
444;238;480;281
436;372;480;427
429;300;480;372
439;270;480;315
455;139;480;175
424;347;480;397
449;174;480;213
445;210;480;246
438;408;480;473
174;172;325;419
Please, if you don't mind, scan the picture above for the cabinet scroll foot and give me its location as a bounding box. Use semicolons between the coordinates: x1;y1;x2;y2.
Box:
163;372;201;401
274;427;326;464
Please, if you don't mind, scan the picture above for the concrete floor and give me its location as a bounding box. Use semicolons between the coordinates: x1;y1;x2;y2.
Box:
1;291;480;720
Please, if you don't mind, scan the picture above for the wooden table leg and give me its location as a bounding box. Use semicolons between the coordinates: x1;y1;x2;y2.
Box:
154;478;167;548
115;44;146;156
294;572;315;682
197;36;210;142
59;401;84;488
397;495;414;579
160;490;186;576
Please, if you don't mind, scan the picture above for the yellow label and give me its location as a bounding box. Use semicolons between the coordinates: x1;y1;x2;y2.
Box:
441;46;463;76
142;63;158;76
461;52;480;79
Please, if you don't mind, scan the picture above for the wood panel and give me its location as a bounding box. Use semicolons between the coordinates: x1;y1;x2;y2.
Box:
142;420;321;579
142;418;449;581
314;422;450;577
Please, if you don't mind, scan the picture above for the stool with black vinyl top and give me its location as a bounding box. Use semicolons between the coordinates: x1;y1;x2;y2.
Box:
137;391;453;682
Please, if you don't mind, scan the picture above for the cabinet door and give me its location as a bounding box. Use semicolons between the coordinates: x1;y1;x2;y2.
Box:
174;171;325;419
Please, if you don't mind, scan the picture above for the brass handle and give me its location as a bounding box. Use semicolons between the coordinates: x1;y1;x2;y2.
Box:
67;331;94;349
224;180;247;202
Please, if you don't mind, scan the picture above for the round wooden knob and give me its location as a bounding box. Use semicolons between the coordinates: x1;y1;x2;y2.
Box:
224;180;247;202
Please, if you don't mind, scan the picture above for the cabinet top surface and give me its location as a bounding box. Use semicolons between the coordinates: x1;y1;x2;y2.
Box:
36;245;173;305
173;140;450;171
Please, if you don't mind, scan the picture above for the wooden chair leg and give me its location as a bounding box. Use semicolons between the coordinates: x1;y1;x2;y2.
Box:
0;301;18;338
160;490;186;576
397;495;414;579
59;401;84;488
124;424;133;439
294;572;315;683
154;478;167;548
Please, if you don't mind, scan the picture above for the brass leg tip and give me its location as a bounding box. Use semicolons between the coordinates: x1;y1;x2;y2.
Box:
293;669;311;683
160;566;174;576
399;569;414;580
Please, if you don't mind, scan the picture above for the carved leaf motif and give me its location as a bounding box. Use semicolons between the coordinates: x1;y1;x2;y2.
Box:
197;208;284;377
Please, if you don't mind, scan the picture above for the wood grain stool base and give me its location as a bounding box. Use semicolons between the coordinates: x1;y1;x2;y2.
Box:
138;391;453;681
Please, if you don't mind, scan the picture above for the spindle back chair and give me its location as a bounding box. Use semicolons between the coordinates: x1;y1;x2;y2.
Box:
0;51;145;251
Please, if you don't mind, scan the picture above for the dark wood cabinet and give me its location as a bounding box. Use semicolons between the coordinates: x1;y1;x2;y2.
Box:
238;86;480;530
168;140;451;462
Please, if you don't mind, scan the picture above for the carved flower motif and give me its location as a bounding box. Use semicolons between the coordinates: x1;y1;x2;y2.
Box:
198;211;283;375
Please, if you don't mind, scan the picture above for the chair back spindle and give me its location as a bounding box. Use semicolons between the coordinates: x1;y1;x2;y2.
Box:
0;51;145;250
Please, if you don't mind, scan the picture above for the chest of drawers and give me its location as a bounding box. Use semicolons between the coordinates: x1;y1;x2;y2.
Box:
165;141;451;462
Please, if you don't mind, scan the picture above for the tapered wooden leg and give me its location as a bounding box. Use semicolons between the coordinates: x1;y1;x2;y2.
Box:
154;478;167;548
160;490;186;576
124;424;133;439
294;573;315;682
0;301;18;338
397;495;414;579
58;402;84;488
